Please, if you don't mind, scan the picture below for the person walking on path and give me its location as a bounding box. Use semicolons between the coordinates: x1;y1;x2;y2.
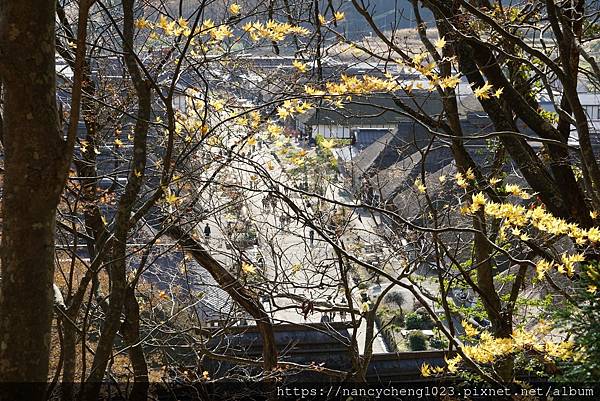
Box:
327;296;336;321
280;214;287;229
204;223;211;242
339;298;347;321
309;229;315;246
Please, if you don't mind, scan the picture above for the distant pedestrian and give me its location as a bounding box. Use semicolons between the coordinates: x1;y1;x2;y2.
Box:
270;197;277;211
327;296;335;320
309;229;315;246
340;298;347;321
262;196;270;211
204;223;211;241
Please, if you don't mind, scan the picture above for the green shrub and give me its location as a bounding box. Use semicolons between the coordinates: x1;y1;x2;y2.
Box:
408;331;428;351
418;312;435;330
385;291;405;308
429;336;448;350
405;310;435;330
405;312;422;329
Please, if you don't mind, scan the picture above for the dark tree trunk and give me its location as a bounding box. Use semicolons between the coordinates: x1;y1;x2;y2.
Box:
83;1;151;398
167;225;278;372
121;286;149;401
0;0;71;399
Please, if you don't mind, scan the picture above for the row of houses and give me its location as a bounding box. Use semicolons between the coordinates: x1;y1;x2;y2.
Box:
297;82;600;214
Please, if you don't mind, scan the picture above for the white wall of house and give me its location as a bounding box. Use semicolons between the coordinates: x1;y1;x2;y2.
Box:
539;91;600;145
173;94;187;113
311;123;396;138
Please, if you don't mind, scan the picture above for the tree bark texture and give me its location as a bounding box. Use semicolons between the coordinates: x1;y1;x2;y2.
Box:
0;0;70;399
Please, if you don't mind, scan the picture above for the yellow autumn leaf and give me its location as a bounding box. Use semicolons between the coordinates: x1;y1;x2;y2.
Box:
535;259;553;279
414;178;426;194
474;82;493;100
229;3;240;14
320;139;334;149
462;320;480;337
465;167;475;180
210;99;225;111
434;36;446;49
242;22;253;32
295;101;313;114
177;17;188;27
277;106;291;119
164;190;180;205
445;355;461;373
292;59;308;73
158;15;169;30
135;18;151;29
267;124;282;137
242;262;256;274
470;192;486;212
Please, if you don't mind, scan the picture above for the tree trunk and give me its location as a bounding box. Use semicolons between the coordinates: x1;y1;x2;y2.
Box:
0;0;70;398
167;225;278;372
121;286;149;401
472;212;514;382
83;3;152;399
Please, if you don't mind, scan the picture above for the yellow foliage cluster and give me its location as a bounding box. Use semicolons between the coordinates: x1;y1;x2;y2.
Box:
421;328;573;377
454;168;475;189
414;178;427;194
276;99;313;119
292;59;308;73
136;15;194;37
175;111;208;136
457;188;595;278
242;20;310;42
241;262;256;274
462;320;480;338
266;123;283;137
331;74;399;95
